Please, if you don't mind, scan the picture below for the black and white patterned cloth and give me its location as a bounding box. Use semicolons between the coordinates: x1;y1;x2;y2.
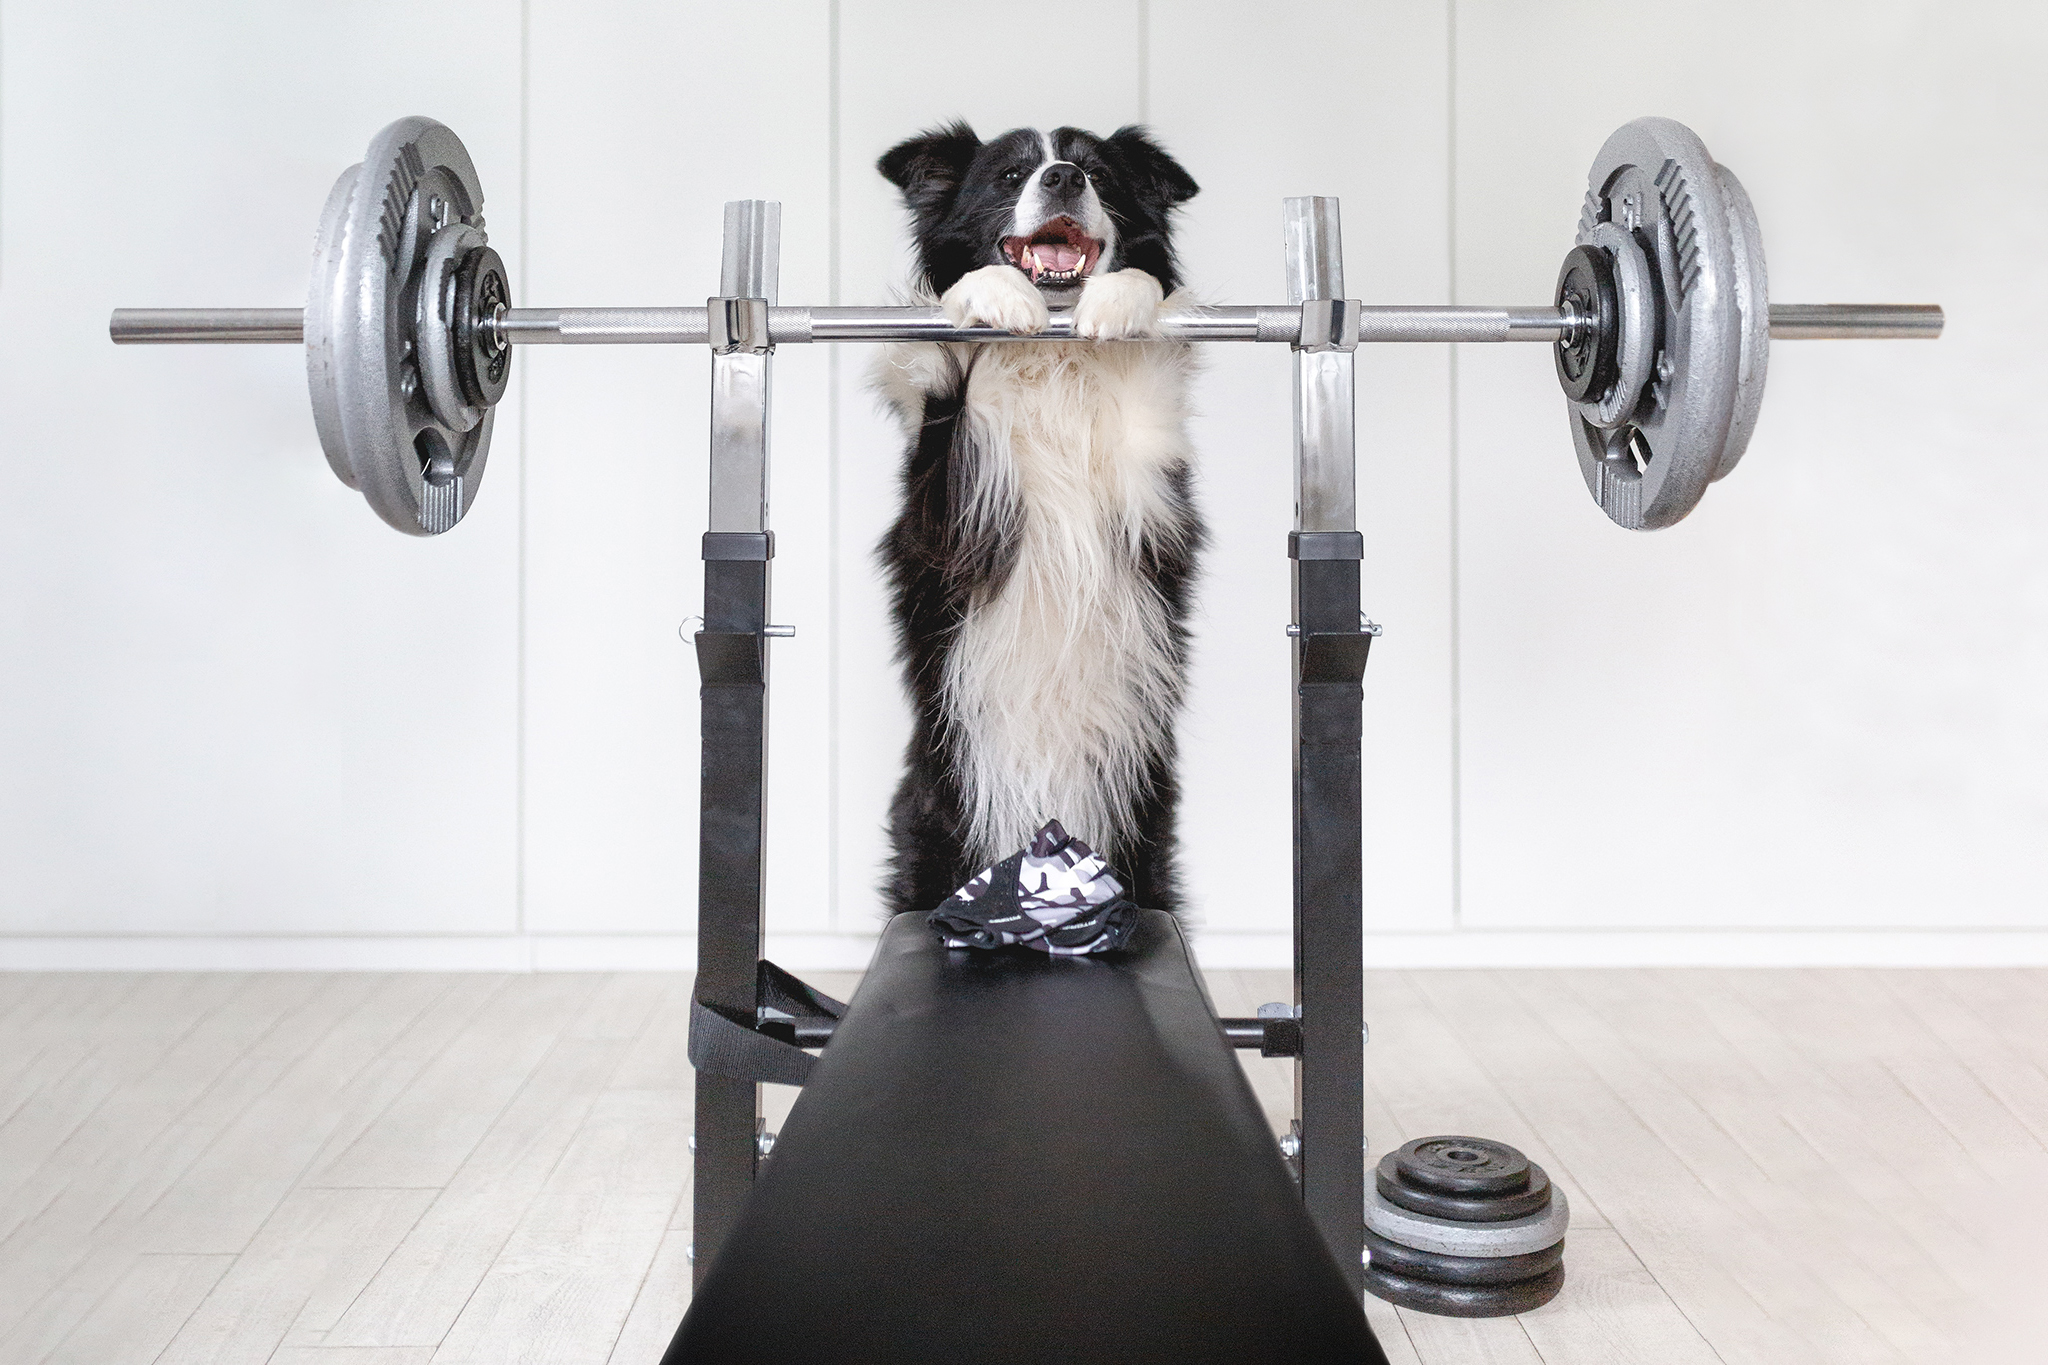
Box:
928;820;1140;955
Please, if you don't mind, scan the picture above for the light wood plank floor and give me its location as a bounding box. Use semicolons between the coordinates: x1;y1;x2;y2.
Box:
2;969;2039;1364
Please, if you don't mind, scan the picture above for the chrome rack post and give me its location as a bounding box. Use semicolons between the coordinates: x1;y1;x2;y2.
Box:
1285;196;1370;1292
691;199;780;1286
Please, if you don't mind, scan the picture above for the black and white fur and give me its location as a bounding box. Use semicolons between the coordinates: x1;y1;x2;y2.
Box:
873;122;1204;915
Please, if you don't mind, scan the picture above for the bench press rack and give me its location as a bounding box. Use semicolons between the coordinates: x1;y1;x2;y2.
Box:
108;113;1938;1358
676;191;1379;1296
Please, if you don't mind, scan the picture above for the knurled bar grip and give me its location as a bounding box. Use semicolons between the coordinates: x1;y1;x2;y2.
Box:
107;302;1945;347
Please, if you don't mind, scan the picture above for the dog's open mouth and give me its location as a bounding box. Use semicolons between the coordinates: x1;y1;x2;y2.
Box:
1001;217;1102;285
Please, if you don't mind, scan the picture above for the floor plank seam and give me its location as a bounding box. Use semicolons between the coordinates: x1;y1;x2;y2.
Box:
310;1183;451;1354
1549;972;1925;1363
1415;971;1776;1360
1601;1219;1738;1365
388;985;621;1356
599;1235;667;1365
118;979;413;1252
1875;971;2048;1156
295;976;513;1188
156;1253;236;1365
1557;972;1963;1355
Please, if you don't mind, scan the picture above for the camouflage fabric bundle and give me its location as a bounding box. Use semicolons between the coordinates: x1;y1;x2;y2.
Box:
928;819;1139;955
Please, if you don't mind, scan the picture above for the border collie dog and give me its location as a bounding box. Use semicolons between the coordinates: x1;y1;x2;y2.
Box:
873;122;1204;916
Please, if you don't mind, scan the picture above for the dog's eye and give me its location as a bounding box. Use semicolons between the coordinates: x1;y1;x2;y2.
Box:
1001;168;1024;184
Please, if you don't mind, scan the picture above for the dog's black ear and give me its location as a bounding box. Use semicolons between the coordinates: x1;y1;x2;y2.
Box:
1106;126;1200;206
878;121;983;207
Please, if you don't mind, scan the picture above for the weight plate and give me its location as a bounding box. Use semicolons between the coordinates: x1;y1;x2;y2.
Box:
1378;1155;1553;1222
1365;1228;1564;1286
310;165;365;494
306;116;499;535
1363;1263;1565;1318
1366;1183;1570;1258
1713;162;1769;483
1552;246;1615;403
416;222;491;434
452;244;513;409
1581;222;1656;432
1567;117;1746;530
1393;1136;1531;1197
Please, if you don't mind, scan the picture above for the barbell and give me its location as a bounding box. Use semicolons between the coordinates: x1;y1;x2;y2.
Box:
110;114;1940;535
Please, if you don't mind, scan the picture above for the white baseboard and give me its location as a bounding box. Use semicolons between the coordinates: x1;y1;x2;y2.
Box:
1182;930;2048;969
0;934;879;974
6;928;2048;972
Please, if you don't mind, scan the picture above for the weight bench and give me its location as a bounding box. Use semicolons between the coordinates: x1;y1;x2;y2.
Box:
667;910;1385;1363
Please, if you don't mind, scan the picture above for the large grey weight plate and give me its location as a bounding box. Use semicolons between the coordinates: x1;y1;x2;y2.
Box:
1366;1182;1569;1257
307;116;495;535
1365;1229;1564;1287
1714;162;1769;483
1569;117;1764;530
1363;1262;1564;1318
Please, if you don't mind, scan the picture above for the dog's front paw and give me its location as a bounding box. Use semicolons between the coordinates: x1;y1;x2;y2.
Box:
942;265;1050;335
1074;269;1164;340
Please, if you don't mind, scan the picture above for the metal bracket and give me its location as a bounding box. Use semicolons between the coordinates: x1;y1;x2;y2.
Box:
694;632;765;686
1220;1008;1305;1058
703;531;775;561
709;296;772;355
1296;298;1361;353
1257;1001;1305;1058
1288;615;1382;639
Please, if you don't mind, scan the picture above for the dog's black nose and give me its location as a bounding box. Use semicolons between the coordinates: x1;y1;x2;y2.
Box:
1039;162;1086;195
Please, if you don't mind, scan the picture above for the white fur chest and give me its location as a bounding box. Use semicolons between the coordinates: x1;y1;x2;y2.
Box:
934;340;1198;859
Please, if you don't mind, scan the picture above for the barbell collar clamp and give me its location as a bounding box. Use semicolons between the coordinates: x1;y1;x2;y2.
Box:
110;301;1944;348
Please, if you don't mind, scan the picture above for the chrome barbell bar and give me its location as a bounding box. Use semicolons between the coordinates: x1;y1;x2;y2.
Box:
108;300;1944;349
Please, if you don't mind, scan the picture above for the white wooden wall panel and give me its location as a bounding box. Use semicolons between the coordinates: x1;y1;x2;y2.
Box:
0;0;524;937
1;2;2040;967
1451;1;2048;930
1151;0;1455;934
520;1;834;938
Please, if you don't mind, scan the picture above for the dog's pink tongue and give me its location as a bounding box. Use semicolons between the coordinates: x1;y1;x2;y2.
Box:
1033;243;1084;272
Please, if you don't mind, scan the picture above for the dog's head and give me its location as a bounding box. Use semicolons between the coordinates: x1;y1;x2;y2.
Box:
878;123;1199;300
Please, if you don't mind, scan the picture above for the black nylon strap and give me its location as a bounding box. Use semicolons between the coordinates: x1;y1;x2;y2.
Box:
689;998;816;1085
687;960;851;1086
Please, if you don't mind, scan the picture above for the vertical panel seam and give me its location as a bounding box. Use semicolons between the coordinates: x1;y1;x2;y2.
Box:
1446;0;1464;934
827;0;842;932
0;0;7;288
1137;0;1150;123
516;0;531;941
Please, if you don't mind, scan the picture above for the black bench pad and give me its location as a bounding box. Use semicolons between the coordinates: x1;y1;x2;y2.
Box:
668;910;1385;1363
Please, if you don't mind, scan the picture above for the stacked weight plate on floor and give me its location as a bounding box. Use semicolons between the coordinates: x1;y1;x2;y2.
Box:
1363;1136;1569;1316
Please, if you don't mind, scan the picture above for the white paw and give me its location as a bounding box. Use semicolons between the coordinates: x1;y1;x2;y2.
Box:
942;265;1050;334
1074;269;1164;340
